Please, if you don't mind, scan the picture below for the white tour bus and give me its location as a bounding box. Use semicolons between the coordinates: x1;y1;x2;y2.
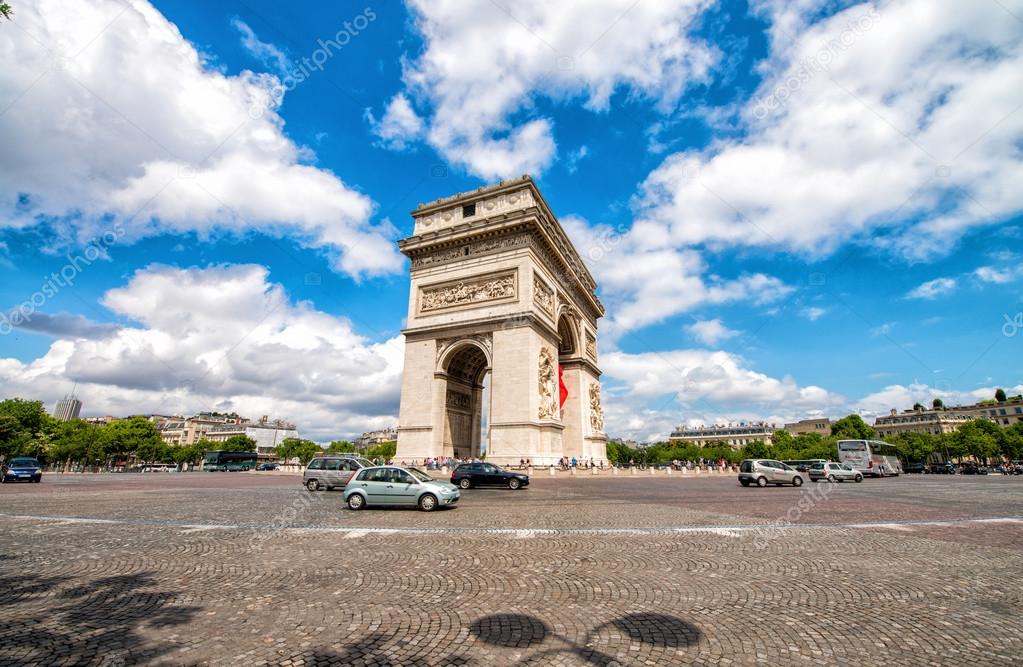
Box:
837;439;903;477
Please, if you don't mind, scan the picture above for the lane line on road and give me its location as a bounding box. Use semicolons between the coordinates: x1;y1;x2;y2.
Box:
1;512;1021;536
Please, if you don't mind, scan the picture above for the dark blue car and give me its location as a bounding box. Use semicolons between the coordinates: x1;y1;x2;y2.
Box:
1;457;43;483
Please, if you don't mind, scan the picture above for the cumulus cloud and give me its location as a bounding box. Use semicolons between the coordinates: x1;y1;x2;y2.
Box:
686;318;740;346
366;94;424;150
560;215;794;338
601;347;843;440
801;306;826;321
633;0;1023;260
0;264;404;441
906;277;956;300
0;0;402;278
382;0;716;178
854;382;1023;421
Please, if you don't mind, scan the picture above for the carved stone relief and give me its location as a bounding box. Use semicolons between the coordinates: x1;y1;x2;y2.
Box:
446;389;471;410
410;233;530;269
589;383;604;432
585;332;597;359
533;275;555;318
538;346;558;420
419;272;516;313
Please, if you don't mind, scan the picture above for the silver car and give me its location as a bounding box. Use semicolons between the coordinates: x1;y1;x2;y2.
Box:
303;455;373;491
344;466;460;512
738;459;804;487
809;461;863;483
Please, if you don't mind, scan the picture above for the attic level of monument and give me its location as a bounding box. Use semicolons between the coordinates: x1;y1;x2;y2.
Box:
398;175;604;322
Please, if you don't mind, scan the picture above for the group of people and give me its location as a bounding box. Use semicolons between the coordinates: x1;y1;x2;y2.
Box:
556;457;603;470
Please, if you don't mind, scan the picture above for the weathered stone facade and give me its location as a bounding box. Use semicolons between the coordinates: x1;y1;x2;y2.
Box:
395;176;607;466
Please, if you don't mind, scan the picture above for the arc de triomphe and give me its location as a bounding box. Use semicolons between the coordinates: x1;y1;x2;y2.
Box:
394;176;606;466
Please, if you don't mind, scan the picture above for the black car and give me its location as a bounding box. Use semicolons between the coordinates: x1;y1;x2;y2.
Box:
451;462;529;490
960;465;989;475
904;461;927;474
2;457;43;483
256;463;280;471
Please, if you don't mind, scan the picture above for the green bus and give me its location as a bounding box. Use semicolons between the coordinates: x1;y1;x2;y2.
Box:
203;450;257;471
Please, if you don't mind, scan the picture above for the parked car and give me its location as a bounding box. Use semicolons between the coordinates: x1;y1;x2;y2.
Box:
1;457;43;483
808;461;863;483
960;465;989;475
344;466;460;511
904;461;927;474
451;462;529;489
738;459;803;487
928;463;957;474
303;455;373;491
256;463;280;471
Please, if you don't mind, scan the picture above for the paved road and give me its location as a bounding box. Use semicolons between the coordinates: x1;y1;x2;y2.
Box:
1;473;1021;665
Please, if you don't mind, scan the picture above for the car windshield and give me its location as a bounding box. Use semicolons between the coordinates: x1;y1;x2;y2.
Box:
10;458;39;467
810;463;824;469
407;467;433;483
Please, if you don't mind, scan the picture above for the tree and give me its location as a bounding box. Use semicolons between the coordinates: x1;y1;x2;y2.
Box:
932;398;943;409
952;420;1000;464
103;416;161;463
830;414;875;440
275;437;322;465
327;440;356;454
741;440;771;459
0;4;12;21
0;398;53;460
221;434;257;452
366;440;396;461
995;388;1007;402
912;402;924;411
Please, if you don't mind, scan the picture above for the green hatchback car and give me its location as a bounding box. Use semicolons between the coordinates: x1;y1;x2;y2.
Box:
344;466;460;512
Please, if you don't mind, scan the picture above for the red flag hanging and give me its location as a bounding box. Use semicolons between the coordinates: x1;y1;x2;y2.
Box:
558;364;569;407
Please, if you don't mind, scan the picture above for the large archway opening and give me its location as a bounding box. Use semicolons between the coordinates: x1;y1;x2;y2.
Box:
441;343;490;460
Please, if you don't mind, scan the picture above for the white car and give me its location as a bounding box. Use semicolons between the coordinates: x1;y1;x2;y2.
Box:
808;462;863;483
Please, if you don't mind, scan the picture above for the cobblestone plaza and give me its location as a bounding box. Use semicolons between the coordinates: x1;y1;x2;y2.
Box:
1;473;1021;666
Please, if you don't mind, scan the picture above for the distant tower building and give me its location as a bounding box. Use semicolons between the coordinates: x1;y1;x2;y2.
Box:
53;394;83;421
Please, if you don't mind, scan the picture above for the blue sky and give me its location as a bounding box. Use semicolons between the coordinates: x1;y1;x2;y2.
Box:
1;0;1021;441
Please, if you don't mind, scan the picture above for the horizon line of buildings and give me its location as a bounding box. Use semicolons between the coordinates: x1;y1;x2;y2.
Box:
667;397;1023;449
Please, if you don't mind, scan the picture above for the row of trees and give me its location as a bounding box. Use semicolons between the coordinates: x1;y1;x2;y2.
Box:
607;413;1023;467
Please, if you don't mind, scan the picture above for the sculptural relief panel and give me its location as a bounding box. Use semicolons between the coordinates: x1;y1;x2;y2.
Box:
418;271;517;314
538;346;558;420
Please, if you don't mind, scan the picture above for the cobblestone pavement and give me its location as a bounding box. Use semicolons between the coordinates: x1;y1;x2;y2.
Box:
1;473;1021;666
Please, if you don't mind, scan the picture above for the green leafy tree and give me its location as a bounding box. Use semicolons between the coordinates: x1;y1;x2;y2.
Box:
366;440;397;461
932;398;943;409
953;420;1001;464
275;437;322;464
0;4;12;21
995;388;1007;402
830;414;875;440
327;440;356;453
103;416;161;463
0;398;54;460
221;434;257;452
741;440;771;459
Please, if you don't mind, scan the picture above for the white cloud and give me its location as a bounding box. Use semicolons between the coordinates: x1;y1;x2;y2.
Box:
561;215;794;338
855;382;1023;421
906;277;956;300
974;265;1020;284
565;145;589;174
686;318;740;346
0;0;402;278
366;94;424;150
0;264;404;441
870;322;895;337
386;0;716;178
633;0;1023;260
601;348;843;440
232;18;291;75
801;306;826;321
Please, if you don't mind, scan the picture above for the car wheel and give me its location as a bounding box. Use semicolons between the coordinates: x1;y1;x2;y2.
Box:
508;478;521;490
827;474;836;483
792;475;803;487
756;476;768;488
347;493;364;510
458;478;471;489
306;479;319;491
418;494;438;512
854;475;863;483
739;480;750;487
